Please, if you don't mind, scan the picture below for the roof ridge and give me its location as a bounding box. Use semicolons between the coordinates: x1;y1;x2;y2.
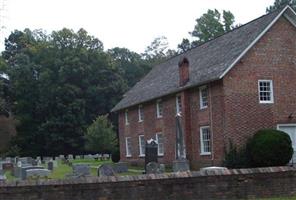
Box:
161;6;285;63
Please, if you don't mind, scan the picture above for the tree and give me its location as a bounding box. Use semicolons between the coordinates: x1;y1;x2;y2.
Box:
108;47;151;88
2;28;127;156
85;115;117;153
266;0;296;13
177;9;236;53
143;36;177;65
177;38;192;53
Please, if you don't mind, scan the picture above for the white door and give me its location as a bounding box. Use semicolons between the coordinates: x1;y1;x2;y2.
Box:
277;124;296;164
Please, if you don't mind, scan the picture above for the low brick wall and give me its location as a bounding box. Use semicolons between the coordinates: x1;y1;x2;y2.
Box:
1;166;296;200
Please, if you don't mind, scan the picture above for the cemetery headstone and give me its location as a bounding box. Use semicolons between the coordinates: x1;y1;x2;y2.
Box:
5;157;11;162
2;163;13;171
145;139;158;173
75;155;81;159
113;162;128;173
0;174;6;182
173;114;190;172
146;162;160;174
103;154;110;160
98;164;115;177
47;161;54;171
37;159;42;166
72;164;90;177
21;166;44;180
53;160;58;168
68;154;73;160
26;169;50;179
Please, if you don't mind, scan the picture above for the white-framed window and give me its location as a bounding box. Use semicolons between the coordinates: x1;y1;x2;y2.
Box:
138;135;145;157
199;86;208;109
156;99;163;118
200;126;211;155
125;110;129;125
176;94;182;114
125;137;132;157
138;105;144;122
156;133;164;156
258;80;274;104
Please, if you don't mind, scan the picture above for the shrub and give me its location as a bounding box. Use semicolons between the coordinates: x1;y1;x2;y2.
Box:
111;148;120;163
247;129;293;167
223;140;250;169
85;115;118;153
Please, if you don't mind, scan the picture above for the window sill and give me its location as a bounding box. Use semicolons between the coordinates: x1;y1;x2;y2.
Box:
158;154;164;157
126;155;132;158
157;116;163;119
138;120;143;123
200;153;211;156
200;106;208;110
139;155;145;158
259;101;274;104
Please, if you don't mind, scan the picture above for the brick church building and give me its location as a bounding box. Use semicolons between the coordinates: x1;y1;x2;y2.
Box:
112;6;296;169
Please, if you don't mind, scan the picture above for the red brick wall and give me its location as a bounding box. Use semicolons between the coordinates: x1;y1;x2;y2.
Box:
223;16;296;150
1;167;296;200
118;16;296;169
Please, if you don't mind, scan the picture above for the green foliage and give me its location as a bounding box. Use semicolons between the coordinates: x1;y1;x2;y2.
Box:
142;36;177;65
191;9;235;44
178;9;236;53
2;28;127;156
108;47;151;88
248;129;293;167
266;0;296;13
223;140;250;169
85;115;117;153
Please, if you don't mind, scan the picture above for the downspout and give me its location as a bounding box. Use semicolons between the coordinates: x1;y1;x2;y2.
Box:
209;83;215;165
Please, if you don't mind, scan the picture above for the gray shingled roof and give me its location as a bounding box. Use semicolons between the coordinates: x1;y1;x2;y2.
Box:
112;7;287;112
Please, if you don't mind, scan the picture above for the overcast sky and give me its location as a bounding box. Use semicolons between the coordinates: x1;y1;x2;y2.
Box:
0;0;275;53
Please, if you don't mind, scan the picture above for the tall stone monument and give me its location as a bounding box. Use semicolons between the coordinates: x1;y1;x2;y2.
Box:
173;113;190;172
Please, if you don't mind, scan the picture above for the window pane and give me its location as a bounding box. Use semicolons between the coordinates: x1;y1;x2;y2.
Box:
200;127;211;154
157;133;164;155
258;80;273;103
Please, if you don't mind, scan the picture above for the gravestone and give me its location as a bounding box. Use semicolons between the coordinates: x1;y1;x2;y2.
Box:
0;174;6;182
75;155;81;160
98;164;115;176
113;162;128;173
5;157;11;162
2;163;13;171
53;160;58;168
37;159;42;166
59;155;65;159
103;154;110;160
145;139;158;173
26;169;50;179
21;166;44;180
173;113;190;172
146;162;165;174
98;154;102;160
32;159;38;166
68;154;74;160
72;164;90;177
47;161;54;171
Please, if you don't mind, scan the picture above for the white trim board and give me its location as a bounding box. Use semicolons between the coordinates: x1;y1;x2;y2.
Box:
219;5;293;79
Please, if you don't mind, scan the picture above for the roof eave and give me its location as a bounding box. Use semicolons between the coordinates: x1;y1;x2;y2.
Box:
111;77;221;112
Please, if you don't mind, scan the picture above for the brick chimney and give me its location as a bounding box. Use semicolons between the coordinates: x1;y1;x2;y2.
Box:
178;57;189;86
